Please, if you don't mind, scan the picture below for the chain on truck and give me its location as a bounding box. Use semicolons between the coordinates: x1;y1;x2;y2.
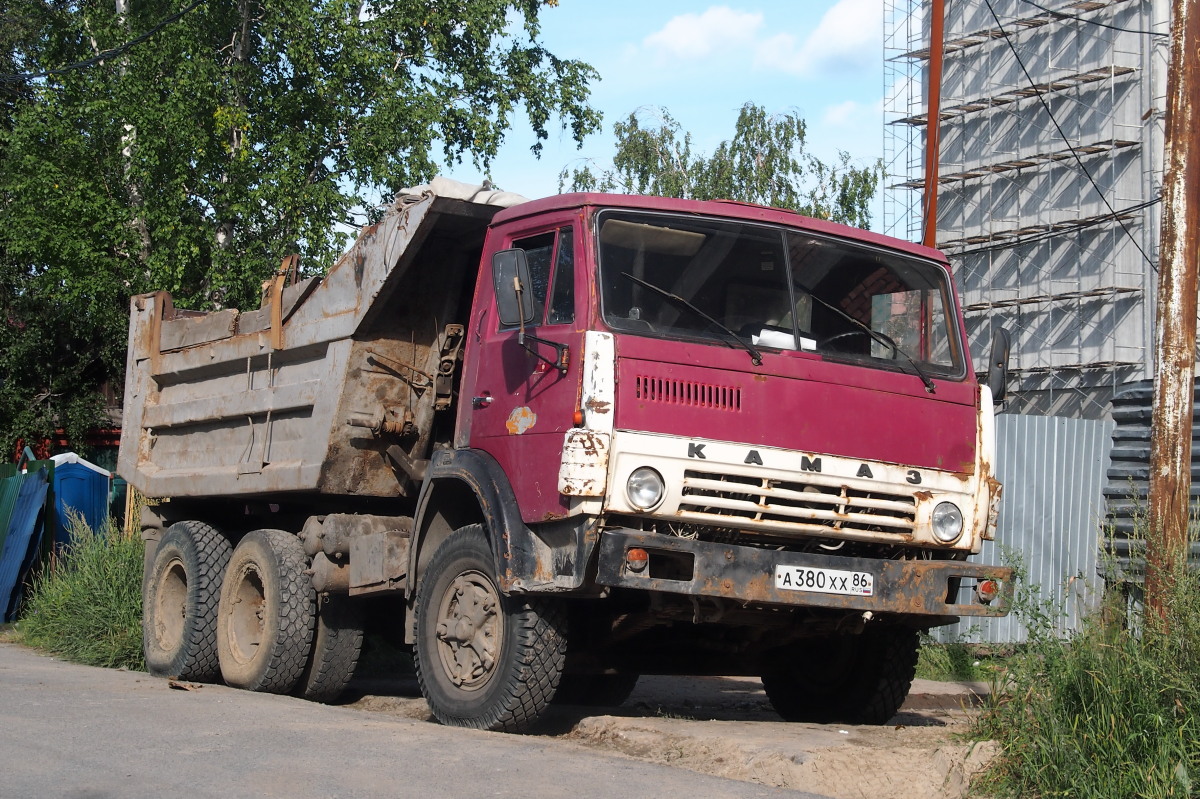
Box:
119;178;1014;733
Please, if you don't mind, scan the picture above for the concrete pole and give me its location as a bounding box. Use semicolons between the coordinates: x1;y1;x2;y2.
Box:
922;0;945;248
1147;0;1200;617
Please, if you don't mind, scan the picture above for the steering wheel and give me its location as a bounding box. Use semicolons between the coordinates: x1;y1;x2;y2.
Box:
818;330;897;358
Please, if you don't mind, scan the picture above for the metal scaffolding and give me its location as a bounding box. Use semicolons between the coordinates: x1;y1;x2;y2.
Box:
884;0;1169;418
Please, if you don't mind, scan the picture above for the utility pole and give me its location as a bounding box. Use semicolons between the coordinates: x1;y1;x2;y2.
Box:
1147;0;1200;617
922;0;945;249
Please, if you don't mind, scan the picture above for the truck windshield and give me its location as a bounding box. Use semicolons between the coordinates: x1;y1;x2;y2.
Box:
596;210;965;379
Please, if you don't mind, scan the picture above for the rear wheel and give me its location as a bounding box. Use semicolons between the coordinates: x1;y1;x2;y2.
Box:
143;521;232;682
761;626;920;724
217;529;315;694
414;524;566;732
293;593;364;703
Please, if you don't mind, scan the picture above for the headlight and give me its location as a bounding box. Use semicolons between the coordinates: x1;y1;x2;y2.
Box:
626;467;665;510
931;502;964;543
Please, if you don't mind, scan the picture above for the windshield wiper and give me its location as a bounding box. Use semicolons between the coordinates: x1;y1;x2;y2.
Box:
621;272;763;366
795;284;937;394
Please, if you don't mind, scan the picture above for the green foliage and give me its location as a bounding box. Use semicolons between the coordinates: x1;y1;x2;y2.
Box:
975;559;1200;799
559;103;882;229
17;516;145;670
0;0;599;451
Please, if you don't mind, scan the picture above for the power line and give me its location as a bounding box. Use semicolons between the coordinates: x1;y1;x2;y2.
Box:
983;0;1159;272
0;0;205;85
1016;0;1169;38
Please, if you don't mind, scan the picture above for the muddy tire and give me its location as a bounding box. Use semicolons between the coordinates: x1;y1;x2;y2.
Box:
143;521;232;682
553;672;640;708
414;524;566;732
216;529;315;694
761;626;920;724
293;593;364;703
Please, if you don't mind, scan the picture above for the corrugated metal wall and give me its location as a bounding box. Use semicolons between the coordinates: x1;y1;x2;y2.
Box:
935;412;1114;644
0;465;51;622
1103;380;1200;578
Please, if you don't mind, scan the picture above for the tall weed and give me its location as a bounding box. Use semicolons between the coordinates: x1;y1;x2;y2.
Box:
17;515;144;670
976;554;1200;798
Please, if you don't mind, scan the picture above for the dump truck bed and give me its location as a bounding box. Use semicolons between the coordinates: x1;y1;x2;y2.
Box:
118;182;521;501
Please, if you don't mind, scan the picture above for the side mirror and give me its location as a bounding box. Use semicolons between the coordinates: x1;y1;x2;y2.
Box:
986;327;1011;404
492;249;536;327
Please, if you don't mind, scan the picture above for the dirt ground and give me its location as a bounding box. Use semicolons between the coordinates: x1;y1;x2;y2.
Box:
345;674;998;799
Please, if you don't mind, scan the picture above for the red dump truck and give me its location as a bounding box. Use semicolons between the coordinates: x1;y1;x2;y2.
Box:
119;178;1013;732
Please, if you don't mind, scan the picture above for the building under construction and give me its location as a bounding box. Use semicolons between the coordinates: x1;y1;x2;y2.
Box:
884;0;1170;419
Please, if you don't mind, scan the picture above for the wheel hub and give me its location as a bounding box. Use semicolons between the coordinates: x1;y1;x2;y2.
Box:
153;558;188;651
226;565;266;664
434;572;500;689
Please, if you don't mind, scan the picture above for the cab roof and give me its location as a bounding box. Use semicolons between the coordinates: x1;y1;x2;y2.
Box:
490;192;947;265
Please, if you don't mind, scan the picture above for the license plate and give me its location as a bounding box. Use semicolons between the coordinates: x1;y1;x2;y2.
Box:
774;565;874;596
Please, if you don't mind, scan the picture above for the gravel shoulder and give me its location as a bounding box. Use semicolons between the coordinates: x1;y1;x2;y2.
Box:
346;673;998;799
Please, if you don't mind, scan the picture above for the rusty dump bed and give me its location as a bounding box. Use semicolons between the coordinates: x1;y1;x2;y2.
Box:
118;181;520;501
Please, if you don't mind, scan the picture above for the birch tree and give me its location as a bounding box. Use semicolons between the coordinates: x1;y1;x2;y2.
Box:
0;0;599;451
560;103;881;229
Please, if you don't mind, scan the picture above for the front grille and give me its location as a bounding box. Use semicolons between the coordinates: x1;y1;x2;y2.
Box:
679;469;917;537
635;375;741;411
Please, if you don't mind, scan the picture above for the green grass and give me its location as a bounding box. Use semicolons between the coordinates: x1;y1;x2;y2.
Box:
916;638;1002;682
15;516;145;671
973;558;1200;798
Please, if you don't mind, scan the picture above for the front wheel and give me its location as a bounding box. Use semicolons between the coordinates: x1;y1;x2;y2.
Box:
413;524;566;732
761;626;920;724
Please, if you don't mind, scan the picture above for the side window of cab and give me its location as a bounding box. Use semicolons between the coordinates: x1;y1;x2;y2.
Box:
505;227;574;328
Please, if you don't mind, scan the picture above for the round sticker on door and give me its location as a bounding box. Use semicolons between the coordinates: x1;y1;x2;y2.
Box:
505;406;537;435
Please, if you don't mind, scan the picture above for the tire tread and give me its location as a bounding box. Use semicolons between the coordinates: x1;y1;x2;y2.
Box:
413;525;566;733
294;594;364;703
143;520;232;682
217;529;315;694
762;626;919;725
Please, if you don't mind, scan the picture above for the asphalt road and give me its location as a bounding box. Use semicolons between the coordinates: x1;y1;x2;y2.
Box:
0;643;831;799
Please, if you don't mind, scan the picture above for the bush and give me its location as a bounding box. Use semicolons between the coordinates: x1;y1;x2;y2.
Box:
976;559;1200;798
17;516;144;671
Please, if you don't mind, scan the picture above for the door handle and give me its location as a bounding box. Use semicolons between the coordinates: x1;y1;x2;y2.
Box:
472;396;494;409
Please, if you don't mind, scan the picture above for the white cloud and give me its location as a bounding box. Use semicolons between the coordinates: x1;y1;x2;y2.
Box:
636;2;883;80
755;0;883;77
642;7;764;61
823;100;861;127
808;97;885;168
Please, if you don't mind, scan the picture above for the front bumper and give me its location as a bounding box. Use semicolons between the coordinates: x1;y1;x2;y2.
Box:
595;528;1013;621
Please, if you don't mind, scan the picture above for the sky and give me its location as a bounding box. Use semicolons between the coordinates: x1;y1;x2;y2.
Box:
441;0;887;223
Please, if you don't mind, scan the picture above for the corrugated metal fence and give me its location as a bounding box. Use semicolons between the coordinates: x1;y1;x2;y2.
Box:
935;412;1114;644
1103;380;1200;578
0;461;52;622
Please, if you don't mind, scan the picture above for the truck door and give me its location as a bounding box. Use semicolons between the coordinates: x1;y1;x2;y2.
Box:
458;223;584;522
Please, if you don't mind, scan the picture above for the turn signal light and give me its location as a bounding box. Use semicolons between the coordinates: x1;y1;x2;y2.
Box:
977;579;1000;604
573;409;584;426
626;548;649;573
